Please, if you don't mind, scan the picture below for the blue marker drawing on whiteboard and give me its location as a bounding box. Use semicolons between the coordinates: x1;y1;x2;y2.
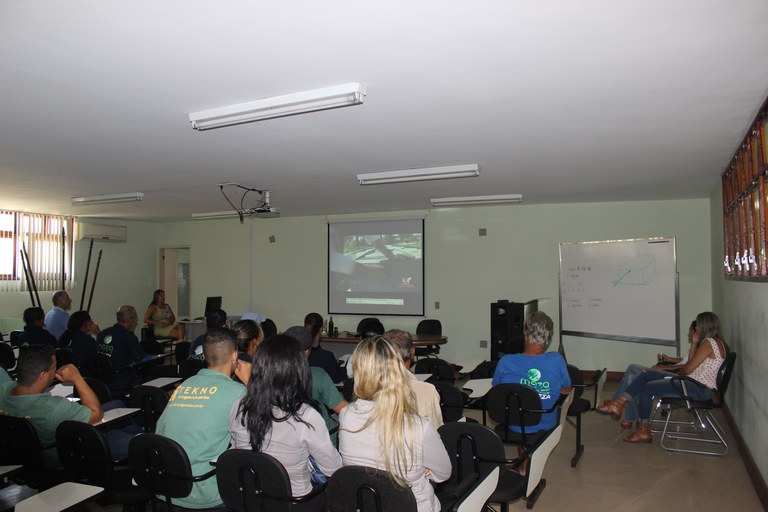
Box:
613;255;656;286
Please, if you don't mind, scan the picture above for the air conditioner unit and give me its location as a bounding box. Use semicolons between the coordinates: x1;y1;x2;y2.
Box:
74;222;128;243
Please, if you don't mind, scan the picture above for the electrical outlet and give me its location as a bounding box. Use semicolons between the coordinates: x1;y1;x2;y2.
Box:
434;301;440;309
479;228;487;236
269;235;276;243
479;339;488;348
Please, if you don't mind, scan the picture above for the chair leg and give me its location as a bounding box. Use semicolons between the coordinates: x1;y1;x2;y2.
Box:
661;408;728;456
526;478;546;509
571;415;583;468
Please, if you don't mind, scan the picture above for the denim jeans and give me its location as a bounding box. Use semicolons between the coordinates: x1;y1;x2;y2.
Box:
613;364;647;422
624;369;712;422
102;399;143;460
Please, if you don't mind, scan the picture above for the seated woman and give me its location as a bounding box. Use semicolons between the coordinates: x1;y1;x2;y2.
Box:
58;310;101;373
231;319;264;385
143;289;185;341
339;336;451;512
228;335;342;510
603;312;727;443
597;320;698;429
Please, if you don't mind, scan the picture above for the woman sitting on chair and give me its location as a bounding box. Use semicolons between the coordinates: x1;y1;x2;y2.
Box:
228;335;342;510
597;320;699;429
339;336;451;512
143;289;185;341
604;311;727;443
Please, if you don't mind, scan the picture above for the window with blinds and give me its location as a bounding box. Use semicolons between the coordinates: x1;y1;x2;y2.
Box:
0;210;75;292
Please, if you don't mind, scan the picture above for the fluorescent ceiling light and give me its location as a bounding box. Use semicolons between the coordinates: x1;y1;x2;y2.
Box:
189;82;367;131
71;192;144;206
191;210;239;220
430;194;523;207
357;164;480;185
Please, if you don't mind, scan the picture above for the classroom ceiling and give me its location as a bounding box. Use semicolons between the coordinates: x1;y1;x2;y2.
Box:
2;1;768;222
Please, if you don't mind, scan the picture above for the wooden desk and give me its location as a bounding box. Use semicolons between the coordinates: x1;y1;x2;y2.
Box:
321;334;447;347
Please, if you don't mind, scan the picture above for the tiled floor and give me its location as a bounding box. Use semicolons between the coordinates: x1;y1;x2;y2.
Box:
475;381;763;511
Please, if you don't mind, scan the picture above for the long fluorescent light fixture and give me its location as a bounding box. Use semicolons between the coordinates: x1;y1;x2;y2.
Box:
189;82;367;131
357;164;480;185
71;192;144;206
191;210;239;220
430;194;523;207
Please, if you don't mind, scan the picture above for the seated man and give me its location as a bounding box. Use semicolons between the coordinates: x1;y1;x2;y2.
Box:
45;290;72;341
188;308;227;361
384;329;443;428
156;328;247;509
0;345;103;469
305;312;346;383
492;311;571;433
284;326;347;441
96;305;149;390
18;307;57;347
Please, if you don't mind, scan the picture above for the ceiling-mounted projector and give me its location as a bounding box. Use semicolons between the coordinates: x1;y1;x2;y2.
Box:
206;184;282;223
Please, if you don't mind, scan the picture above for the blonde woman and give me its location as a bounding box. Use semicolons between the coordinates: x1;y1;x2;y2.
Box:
339;336;451;512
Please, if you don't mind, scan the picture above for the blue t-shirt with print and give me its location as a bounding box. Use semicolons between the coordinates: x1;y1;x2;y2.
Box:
492;352;571;432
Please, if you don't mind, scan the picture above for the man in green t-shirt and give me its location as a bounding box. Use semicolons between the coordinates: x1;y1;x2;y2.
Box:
0;345;103;469
156;328;246;509
284;326;347;439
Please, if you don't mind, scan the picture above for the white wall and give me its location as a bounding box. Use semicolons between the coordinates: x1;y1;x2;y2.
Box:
710;185;767;483
154;198;711;371
0;220;158;333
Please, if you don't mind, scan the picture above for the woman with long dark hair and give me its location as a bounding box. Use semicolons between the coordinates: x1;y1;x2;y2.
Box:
228;335;341;508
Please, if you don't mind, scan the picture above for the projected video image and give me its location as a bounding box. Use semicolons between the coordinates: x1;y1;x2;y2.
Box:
328;219;425;316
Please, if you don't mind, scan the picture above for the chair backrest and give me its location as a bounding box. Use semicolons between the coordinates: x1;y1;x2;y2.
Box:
413;358;455;382
469;360;498;379
180;358;206;379
0;342;15;370
128;433;195;502
9;330;22;347
356;318;384;337
175;341;191;365
56;420;113;486
416;319;442;336
449;467;499;512
216;449;300;512
327;466;417;512
715;352;737;405
93;353;118;383
72;376;113;404
486;384;543;434
566;365;584;400
525;424;562;497
128;385;170;432
437;422;508;487
0;414;49;488
432;381;466;422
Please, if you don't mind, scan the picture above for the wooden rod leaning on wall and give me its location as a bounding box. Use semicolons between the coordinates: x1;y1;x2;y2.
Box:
19;249;36;307
79;239;94;311
86;249;102;313
22;242;41;308
61;226;65;291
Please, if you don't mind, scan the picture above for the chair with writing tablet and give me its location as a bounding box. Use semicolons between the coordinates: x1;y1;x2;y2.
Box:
415;319;442;359
56;420;149;511
0;415;65;490
128;433;216;512
658;352;736;456
565;365;605;467
127;385;169;433
327;465;416;512
216;449;327;512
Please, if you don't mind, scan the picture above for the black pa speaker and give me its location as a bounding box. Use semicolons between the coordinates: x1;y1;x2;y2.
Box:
490;301;536;361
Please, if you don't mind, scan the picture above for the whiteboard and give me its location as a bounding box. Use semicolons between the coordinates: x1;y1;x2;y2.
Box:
559;237;677;346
